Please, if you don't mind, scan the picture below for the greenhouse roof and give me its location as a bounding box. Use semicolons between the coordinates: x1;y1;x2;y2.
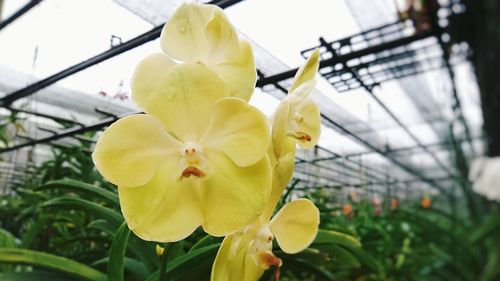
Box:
0;0;484;199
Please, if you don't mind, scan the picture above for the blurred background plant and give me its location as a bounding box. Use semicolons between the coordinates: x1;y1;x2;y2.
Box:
0;135;498;280
0;138;373;281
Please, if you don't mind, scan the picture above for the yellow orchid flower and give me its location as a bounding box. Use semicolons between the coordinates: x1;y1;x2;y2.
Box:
211;199;320;281
212;50;323;279
261;49;322;225
211;144;319;281
93;63;271;242
272;49;321;158
133;3;256;104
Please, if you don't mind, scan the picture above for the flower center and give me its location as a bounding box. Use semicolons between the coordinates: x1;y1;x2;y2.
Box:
288;131;312;143
253;224;273;252
288;112;311;144
179;141;206;179
293;113;304;123
248;224;282;270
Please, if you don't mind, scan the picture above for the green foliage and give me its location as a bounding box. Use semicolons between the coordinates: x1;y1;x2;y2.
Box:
302;186;500;281
108;223;131;281
1;129;498;281
0;248;107;281
0;141;367;280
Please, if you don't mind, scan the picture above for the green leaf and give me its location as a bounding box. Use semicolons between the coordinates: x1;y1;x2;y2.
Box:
168;241;186;261
281;257;337;281
479;240;500;281
0;228;17;248
0;248;106;281
88;221;157;274
189;235;222;252
471;213;500;243
127;235;158;274
37;179;119;205
145;244;220;281
41;197;123;228
0;271;72;281
314;244;361;269
108;222;130;281
276;248;328;265
93;257;150;280
22;216;49;248
313;229;362;248
88;219;117;236
344;245;385;278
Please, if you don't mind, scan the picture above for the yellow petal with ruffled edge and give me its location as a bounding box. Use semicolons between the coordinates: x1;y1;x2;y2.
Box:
270;199;320;254
92;114;181;187
161;3;238;64
212;40;257;101
289;49;320;93
140;63;230;142
294;100;321;149
202;152;271;236
130;53;176;112
119;160;203;242
201;97;269;167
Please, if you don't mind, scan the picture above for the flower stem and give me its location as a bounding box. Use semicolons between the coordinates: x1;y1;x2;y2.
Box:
158;243;171;281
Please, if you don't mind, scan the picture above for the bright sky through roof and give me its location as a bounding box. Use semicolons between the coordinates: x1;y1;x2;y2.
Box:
0;0;483;157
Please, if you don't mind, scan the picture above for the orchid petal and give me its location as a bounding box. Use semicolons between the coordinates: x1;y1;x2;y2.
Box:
201;97;270;167
288;79;316;102
161;3;238;63
202;152;271;236
289;48;320;93
262;152;296;220
211;234;246;281
119;160;203;242
212;39;257;101
243;255;265;281
271;101;293;158
270;199;320;254
131;53;176;112
205;7;240;63
211;232;266;281
92;114;181;187
141;63;230;141
294;100;321;149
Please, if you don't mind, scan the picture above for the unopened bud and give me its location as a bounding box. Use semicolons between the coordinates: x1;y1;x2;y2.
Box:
155;244;165;256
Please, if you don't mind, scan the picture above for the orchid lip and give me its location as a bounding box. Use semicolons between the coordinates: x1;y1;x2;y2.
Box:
259;252;283;268
288;131;312;142
180;166;205;179
179;141;206;179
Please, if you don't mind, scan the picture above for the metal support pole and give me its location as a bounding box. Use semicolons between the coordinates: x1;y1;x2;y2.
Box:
321;113;449;193
0;0;42;31
0;0;245;106
318;36;458;180
265;76;394;183
256;30;433;87
0;115;119;154
7;107;84;126
260;70;449;193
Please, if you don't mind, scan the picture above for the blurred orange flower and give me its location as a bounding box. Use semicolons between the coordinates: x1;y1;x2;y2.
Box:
391;198;399;210
421;196;431;209
343;203;353;216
